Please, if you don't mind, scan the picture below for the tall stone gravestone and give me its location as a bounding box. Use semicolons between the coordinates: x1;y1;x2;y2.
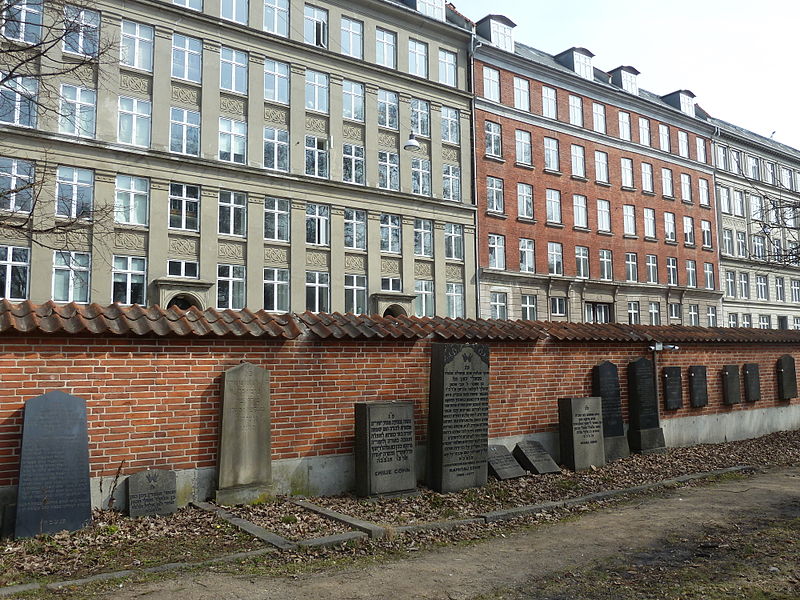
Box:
662;367;683;410
127;469;177;517
777;355;797;401
216;362;271;505
722;365;741;405
627;358;666;454
557;397;605;471
592;361;630;461
487;445;526;480
428;343;489;493
688;366;709;408
354;401;416;497
15;390;91;538
512;440;560;474
743;363;761;402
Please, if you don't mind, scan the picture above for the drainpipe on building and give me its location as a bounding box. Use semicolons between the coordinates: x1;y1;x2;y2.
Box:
468;32;482;319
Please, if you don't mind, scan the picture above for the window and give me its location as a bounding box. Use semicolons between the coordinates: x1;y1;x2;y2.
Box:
305;70;328;113
377;89;399;130
375;28;396;69
414;218;433;257
701;220;712;248
597;199;610;232
627;301;640;324
734;189;745;215
759;315;771;330
725;271;736;297
263;127;289;171
625;252;638;282
441;106;460;144
781;166;793;189
263;59;289;105
686;260;697;288
410;99;430;137
305;271;329;312
696;138;707;163
414;280;435;317
488;234;505;269
342;80;364;121
747;155;760;180
776;277;785;302
644;208;655;238
574;51;592;78
304;4;328;47
411;158;431;196
679;173;692;202
342;144;365;184
664;212;676;242
550;296;566;317
592;103;606;133
218;190;246;236
446;283;464;318
683;216;694;245
438;49;456;86
344;274;367;314
739;272;750;299
542;86;557;118
340;17;363;59
568;95;583;126
0;157;33;212
742;314;752;328
730;149;742;174
114;175;148;225
699;179;709;206
486;177;504;213
55;166;93;219
704;263;715;290
546;189;561;223
483;66;500;102
646;254;658;284
752;235;766;260
649;302;661;325
792;279;800;303
408;39;428;78
117;96;151;147
585;303;612;324
678;131;689;157
666;257;678;285
221;0;247;22
599;249;613;281
119;22;154;73
171;34;202;82
0;246;29;300
687;304;699;326
170;108;200;156
416;0;444;20
717;187;731;214
381;277;401;292
343;208;366;250
547;241;563;275
0;75;37;128
1;0;42;43
219;118;247;164
380;213;401;253
575;246;589;279
59;84;95;138
168;183;199;231
221;47;249;94
638;117;650;145
658;124;670;152
305;203;329;245
264;268;289;312
112;256;146;305
756;275;768;300
63;6;98;56
621;70;638;94
661;168;674;196
304;135;328;177
485;121;502;157
521;294;537;320
490;19;513;51
520;238;535;272
515;130;532;165
573;194;587;228
264;0;289;36
750;195;763;220
444;223;463;260
511;184;532;219
53;251;90;302
618;112;631;140
621;158;634;188
641;163;654;193
264;197;290;242
594;151;608;183
544;137;559;171
378;151;399;191
489;291;507;320
514;77;530;111
765;162;776;185
715;145;728;170
722;229;734;255
571;145;585;177
623;205;636;236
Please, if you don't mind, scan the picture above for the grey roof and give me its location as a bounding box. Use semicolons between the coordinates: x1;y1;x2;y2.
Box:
706;116;800;162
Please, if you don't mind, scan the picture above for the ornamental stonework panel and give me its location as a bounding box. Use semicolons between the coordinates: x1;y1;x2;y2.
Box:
445;264;464;281
414;261;433;278
168;236;198;256
171;84;200;107
114;230;147;251
264;106;289;127
381;257;401;275
306;250;329;268
220;94;246;118
344;253;366;272
120;72;151;96
342;124;364;142
305;115;328;134
442;147;460;163
264;246;289;265
377;132;398;149
218;242;245;260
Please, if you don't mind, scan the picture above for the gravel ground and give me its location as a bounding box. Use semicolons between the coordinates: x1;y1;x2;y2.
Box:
220;499;351;541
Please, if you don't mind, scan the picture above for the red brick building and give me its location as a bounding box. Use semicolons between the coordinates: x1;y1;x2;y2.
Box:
473;15;722;325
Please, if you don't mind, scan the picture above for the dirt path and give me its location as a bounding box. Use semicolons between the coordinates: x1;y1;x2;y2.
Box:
114;467;800;600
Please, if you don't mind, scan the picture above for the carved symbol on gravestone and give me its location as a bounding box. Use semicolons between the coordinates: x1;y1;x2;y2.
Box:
127;469;177;518
688;365;709;408
777;354;798;400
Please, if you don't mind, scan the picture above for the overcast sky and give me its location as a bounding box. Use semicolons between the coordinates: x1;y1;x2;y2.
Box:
451;0;800;150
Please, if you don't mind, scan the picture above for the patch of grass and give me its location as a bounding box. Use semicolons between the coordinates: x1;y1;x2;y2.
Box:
280;514;298;525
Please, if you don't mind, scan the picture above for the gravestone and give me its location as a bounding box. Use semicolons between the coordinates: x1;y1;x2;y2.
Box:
688;366;709;408
513;439;560;474
591;361;630;461
487;445;526;480
354;401;416;497
127;469;177;517
557;397;605;471
216;362;271;505
743;363;761;403
626;357;666;454
722;365;741;405
428;343;490;493
15;390;92;538
662;367;683;410
777;355;797;401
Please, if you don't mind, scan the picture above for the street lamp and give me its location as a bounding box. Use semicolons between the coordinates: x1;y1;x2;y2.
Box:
403;133;421;152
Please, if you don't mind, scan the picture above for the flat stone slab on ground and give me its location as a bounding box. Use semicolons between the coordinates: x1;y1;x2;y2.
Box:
487;445;526;480
512;440;560;474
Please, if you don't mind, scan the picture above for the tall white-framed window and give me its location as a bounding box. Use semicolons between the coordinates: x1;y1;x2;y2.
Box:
649;302;661;325
680;173;692;201
571;145;585;177
169;107;200;156
594;151;608;183
490;19;513;51
685;260;697;288
114;175;148;225
678;131;689;157
217;264;245;309
218;190;246;236
305;202;329;245
704;263;715;290
666;257;678;285
375;28;396;69
518;183;533;219
547;241;563;275
120;20;153;71
171;34;202;82
664;212;676;242
618;111;631;140
685;304;698;325
263;127;289;171
414;280;434;317
53;251;90;303
597;199;611;232
722;229;734;255
519;238;535;272
550;297;566;317
340;17;363;59
737;232;747;257
488;234;505;270
264;197;290;242
59;84;95;138
221;0;248;23
343;208;366;250
661;168;674;196
264;0;289;36
446;283;464;318
377;89;399;130
408;38;428;78
699;178;710;206
219;117;247;164
646;254;658;283
304;4;328;48
716;145;729;170
515;130;532;165
378;151;399;191
638;117;650;145
777;277;786;302
542;86;556;118
304;135;328;177
596;249;612;281
410;98;430;137
621;158;634;188
683;216;695;245
63;6;99;56
641;163;654;192
701;220;712;247
444;223;463;260
0;245;29;300
1;0;42;43
644;207;656;238
344;274;367;314
438;49;456;86
707;306;717;327
220;47;248;94
627;301;640;325
112;255;146;305
414;218;433;257
575;245;589;278
55;166;93;219
0;157;33;212
696;137;707;163
264;267;289;312
543;137;559;171
117;96;151;147
513;77;529;111
658;124;670;152
416;0;444;20
625;252;638;282
380;213;401;253
546;189;561;223
342;80;364;121
573;194;587;228
342;143;365;185
483;66;500;102
568;95;583;126
574;51;592;78
485;121;502;157
739;272;750;298
441;106;460;144
756;275;769;300
0;75;37;128
305;70;329;113
623;205;636;236
168;182;199;231
592;102;606;133
411;158;431;196
442;164;461;201
725;270;736;297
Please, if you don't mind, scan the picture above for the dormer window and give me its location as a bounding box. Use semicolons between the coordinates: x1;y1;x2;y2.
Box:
679;92;695;115
416;0;444;21
574;51;592;79
490;20;513;51
621;70;638;94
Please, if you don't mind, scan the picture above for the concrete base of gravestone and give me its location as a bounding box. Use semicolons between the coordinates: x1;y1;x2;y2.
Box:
628;427;666;454
215;484;271;506
603;435;631;462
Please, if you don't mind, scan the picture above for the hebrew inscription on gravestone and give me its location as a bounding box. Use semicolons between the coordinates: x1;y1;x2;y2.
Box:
722;365;741;405
777;355;797;401
626;357;666;454
743;363;761;403
662;367;683;411
487;445;526;480
127;469;177;517
592;361;629;461
512;440;560;474
688;366;709;408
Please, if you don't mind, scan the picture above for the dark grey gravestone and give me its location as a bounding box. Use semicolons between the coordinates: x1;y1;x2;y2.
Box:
722;365;741;405
512;440;560;474
627;358;666;454
557;397;605;471
428;343;490;493
127;469;177;517
662;367;683;411
688;366;708;408
777;355;797;401
216;363;271;505
592;361;629;462
743;363;761;403
487;445;526;480
354;401;416;497
15;390;92;538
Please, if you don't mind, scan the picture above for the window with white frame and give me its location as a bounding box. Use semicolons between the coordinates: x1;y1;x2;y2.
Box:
627;301;640;324
573;194;587;228
752;235;765;259
756;274;768;299
739;272;750;298
344;208;366;250
521;294;537;320
696;138;707;163
707;306;717;326
414;218;433;257
623;204;636;236
489;291;507;319
687;304;699;325
378;151;399;190
678;131;689;157
485;121;501;156
542;86;557;118
575;245;589;278
445;223;463;260
519;238;534;272
221;0;248;23
0;76;37;128
217;264;245;309
703;264;714;290
742;314;752;328
446;283;465;318
716;186;731;214
517;183;533;219
0;246;29;300
342;143;365;184
513;77;529;111
408;38;428;77
117;96;151;147
411;157;431;196
1;0;42;43
345;274;367;314
264;0;288;36
568;95;583;126
483;66;500;102
264;197;290;242
340;17;363;59
55;166;93;219
722;228;734;254
304;4;328;48
382;277;400;295
666;257;678;285
438;49;456;86
599;249;613;281
685;260;697;288
59;84;95;138
625;253;638;282
410;98;430;137
641;163;654;193
168;183;199;231
750;194;763;220
664;212;676;242
649;301;661;325
114;175;148;225
699;178;709;206
305;202;329;245
0;157;33;212
595;150;608;182
658;123;670;152
377;89;399;130
592;102;606;133
112;256;146;305
170;107;200;155
749;155;762;180
680;173;692;201
218;190;246;236
53;251;90;302
120;20;153;71
621;158;634;188
263;127;289;171
618;111;631;140
515;130;532;165
571;145;585;177
646;254;658;283
550;296;566;317
264;59;291;104
765;161;776;185
488;234;505;269
777;277;787;302
644;207;655;238
715;145;728;170
597;199;610;232
219;117;247;164
792;279;800;303
683;216;694;245
63;6;99;56
342;80;364;121
544;137;559;171
264;267;289;312
441;106;460;144
701;220;712;247
638;117;650;145
416;0;444;20
781;166;793;189
661;167;674;196
574;51;592;78
375;28;396;68
442;164;461;201
305;70;328;112
380;213;401;253
547;242;563;275
171;34;202;82
304;135;328;177
490;19;513;51
546;189;561;223
725;270;736;297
